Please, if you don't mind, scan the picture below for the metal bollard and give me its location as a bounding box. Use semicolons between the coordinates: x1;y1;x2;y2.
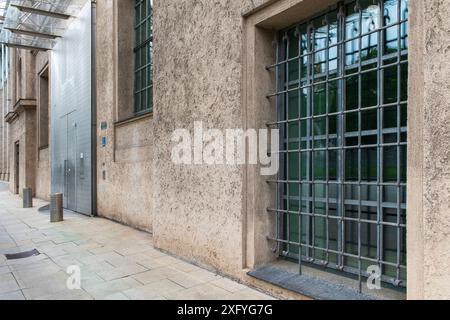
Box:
23;188;33;208
50;193;64;223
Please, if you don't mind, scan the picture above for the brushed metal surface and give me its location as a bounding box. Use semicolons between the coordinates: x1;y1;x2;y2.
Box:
51;2;92;216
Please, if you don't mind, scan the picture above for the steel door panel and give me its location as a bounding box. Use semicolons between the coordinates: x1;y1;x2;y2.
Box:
51;2;92;216
66;113;77;212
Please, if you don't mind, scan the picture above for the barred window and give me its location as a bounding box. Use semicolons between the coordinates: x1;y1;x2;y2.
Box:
134;0;153;114
269;0;408;289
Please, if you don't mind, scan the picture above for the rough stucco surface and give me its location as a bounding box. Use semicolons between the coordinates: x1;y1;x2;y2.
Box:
35;52;51;201
7;117;20;193
415;0;450;300
242;0;275;14
98;117;154;232
150;0;334;281
96;0;154;232
6;50;37;197
152;0;268;277
9;110;36;195
36;148;50;201
152;0;450;298
4;0;450;300
0;88;4;180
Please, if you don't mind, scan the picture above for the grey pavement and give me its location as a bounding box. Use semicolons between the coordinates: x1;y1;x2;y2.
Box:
0;182;274;300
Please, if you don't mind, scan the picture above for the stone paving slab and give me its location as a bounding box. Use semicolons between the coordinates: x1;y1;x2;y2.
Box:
0;182;275;300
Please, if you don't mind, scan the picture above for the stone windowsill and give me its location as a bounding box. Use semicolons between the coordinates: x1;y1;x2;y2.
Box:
248;260;406;300
114;111;153;128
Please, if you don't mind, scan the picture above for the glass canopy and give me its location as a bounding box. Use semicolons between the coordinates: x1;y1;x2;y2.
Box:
0;0;90;50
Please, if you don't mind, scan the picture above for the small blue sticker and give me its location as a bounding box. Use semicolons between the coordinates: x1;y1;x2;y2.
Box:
102;137;106;147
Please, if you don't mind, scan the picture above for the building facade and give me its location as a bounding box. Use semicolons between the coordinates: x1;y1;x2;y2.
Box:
0;45;9;183
2;47;50;200
0;0;449;300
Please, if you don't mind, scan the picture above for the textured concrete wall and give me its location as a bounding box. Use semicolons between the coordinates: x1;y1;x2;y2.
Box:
151;0;341;282
36;148;50;200
408;0;450;300
4;49;49;200
15;50;36;100
0;84;8;181
24;108;37;195
8;109;35;197
116;0;135;121
8;116;22;194
35;52;50;201
0;88;4;180
96;0;154;232
7;50;37;196
152;0;269;277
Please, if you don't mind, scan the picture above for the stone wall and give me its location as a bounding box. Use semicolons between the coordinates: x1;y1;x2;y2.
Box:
96;0;154;232
8;109;33;197
408;0;450;300
0;87;4;180
151;0;272;277
0;82;9;182
0;0;445;300
35;51;50;201
3;49;50;200
36;147;50;201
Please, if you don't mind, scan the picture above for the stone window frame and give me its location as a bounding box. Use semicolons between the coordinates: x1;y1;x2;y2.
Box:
133;0;153;115
242;0;417;299
273;0;408;287
113;0;153;123
37;63;50;150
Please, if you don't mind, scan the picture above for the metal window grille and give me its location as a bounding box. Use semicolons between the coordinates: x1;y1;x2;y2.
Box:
134;0;153;114
266;0;408;290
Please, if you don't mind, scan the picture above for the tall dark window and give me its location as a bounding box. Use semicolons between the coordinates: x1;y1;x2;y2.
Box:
270;0;408;288
39;67;49;149
134;0;153;114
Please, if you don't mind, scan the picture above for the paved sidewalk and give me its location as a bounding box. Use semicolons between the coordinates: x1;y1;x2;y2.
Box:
0;182;274;300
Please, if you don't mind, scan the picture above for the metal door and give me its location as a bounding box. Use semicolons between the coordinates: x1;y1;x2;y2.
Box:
63;113;77;212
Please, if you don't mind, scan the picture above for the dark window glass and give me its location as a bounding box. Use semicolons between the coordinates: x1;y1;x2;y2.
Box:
134;0;153;114
276;0;408;287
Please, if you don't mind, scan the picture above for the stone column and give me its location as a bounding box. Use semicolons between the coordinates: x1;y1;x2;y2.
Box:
408;0;450;300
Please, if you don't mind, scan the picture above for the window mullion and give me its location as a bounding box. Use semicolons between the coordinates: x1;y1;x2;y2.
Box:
377;0;384;280
337;3;346;272
306;22;313;262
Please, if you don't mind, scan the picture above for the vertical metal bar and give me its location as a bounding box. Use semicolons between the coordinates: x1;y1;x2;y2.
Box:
377;0;384;275
275;33;282;256
311;22;316;262
281;38;288;256
325;13;331;266
356;0;363;293
285;32;291;256
338;2;346;271
402;0;409;284
297;25;304;275
306;22;312;261
396;0;402;284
